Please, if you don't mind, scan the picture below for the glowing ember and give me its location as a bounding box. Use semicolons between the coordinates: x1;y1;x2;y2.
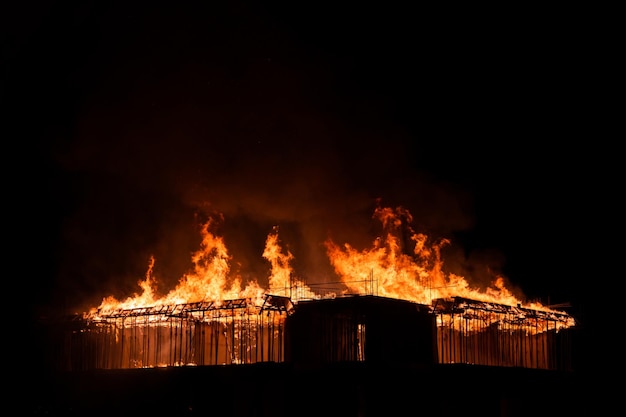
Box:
87;204;574;329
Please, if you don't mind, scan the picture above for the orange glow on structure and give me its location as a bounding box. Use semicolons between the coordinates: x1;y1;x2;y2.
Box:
86;204;574;330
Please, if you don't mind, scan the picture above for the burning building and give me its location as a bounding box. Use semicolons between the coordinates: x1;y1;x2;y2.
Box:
45;295;293;371
44;292;576;373
40;205;578;374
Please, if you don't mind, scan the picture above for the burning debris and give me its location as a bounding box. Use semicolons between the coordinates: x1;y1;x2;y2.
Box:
432;296;576;369
45;204;577;372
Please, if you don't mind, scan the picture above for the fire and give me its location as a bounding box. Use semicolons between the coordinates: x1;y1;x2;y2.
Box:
91;217;265;317
87;203;572;325
326;206;560;312
264;226;322;300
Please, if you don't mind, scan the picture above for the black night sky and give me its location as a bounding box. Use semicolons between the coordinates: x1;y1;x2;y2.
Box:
6;2;608;362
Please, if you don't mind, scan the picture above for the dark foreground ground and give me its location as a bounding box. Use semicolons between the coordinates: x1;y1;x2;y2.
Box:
23;362;595;417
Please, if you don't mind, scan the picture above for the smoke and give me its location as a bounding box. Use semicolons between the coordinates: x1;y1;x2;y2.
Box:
32;2;507;314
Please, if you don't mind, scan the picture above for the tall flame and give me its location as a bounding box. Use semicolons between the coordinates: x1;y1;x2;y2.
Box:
325;205;552;311
263;226;320;300
88;204;567;319
92;217;264;316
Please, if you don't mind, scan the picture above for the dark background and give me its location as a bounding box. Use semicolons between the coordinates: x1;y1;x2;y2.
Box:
4;2;610;369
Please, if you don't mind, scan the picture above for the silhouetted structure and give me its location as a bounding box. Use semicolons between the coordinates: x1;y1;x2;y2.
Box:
41;294;576;372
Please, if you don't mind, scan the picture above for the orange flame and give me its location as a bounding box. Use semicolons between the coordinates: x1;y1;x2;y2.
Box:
92;217;264;316
88;204;571;324
325;205;557;312
264;226;321;300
